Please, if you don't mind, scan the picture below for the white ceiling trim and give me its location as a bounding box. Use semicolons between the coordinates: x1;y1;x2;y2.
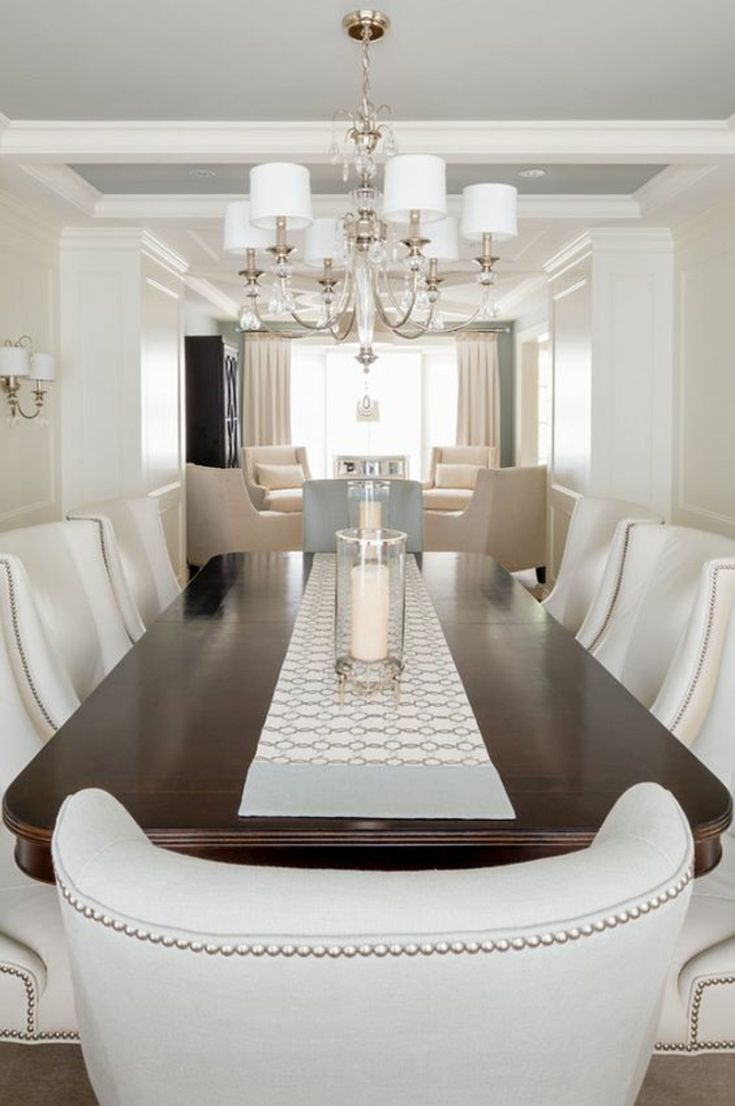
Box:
2;118;735;164
633;164;718;216
19;162;100;216
93;191;639;221
60;225;189;275
184;275;239;320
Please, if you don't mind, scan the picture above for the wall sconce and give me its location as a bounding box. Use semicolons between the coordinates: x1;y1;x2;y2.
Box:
0;336;56;423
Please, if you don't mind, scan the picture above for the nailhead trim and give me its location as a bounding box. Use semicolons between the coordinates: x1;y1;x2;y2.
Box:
0;962;79;1043
654;974;735;1053
57;864;693;960
669;564;735;734
587;520;637;653
0;558;57;732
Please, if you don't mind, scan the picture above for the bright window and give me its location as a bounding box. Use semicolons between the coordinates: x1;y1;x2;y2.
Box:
290;343;457;480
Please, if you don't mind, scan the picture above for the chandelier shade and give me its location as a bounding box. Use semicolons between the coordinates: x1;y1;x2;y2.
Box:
0;345;30;377
223;201;272;254
382;154;447;225
461;183;518;243
30;352;56;381
249;163;313;230
423;215;460;262
304;218;343;268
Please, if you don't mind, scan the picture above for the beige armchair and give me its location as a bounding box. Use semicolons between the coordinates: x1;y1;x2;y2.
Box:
424;465;547;575
241;446;312;513
423;445;500;512
186;463;302;566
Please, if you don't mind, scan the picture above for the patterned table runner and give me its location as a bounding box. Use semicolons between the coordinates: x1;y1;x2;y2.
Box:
238;555;515;819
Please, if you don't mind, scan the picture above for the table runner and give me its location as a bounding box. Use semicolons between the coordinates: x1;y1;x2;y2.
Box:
239;555;515;819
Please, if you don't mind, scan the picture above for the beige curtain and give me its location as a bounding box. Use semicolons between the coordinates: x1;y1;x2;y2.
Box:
243;336;292;446
455;334;501;449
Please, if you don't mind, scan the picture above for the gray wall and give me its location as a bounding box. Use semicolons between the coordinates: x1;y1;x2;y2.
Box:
497;324;515;467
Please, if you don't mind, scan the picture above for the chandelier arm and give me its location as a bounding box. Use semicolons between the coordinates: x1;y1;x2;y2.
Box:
250;301;318;341
372;267;420;330
328;309;357;342
285;269;355;332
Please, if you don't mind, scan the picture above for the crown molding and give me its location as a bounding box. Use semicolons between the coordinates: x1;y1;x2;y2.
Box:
60;226;189;275
2;118;735;164
494;274;548;317
545;226;673;274
634;164;717;217
19;162;100;216
184;275;239;320
0;187;62;245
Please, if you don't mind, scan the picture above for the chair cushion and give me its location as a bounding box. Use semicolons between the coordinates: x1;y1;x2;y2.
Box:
440;447;491;467
423;488;473;512
256;464;306;491
264;488;304;513
435;463;481;490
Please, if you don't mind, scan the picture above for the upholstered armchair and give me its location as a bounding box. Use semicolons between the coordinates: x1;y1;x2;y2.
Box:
186;463;302;566
241;445;312;513
54;782;691;1106
424;465;547;575
422;445;499;512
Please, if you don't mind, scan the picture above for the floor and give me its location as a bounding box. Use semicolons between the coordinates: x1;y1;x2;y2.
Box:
0;1045;733;1105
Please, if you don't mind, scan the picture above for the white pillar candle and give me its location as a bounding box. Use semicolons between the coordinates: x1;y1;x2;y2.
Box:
350;562;389;662
358;500;383;529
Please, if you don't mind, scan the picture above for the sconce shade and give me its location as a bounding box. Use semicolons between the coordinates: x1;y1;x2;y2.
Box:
423;215;460;262
382;154;447;225
30;352;56;381
223;201;272;254
304;218;343;268
249;163;313;230
0;346;30;378
461;183;518;243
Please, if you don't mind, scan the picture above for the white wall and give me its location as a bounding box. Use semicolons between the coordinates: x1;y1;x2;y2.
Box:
545;230;675;580
0;194;61;531
673;199;735;539
60;228;187;577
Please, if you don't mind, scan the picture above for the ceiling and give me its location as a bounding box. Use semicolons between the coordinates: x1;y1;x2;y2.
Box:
1;0;734;121
72;163;663;196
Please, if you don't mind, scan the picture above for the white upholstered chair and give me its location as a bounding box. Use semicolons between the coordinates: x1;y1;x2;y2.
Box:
186;463;302;566
656;599;735;1053
577;523;735;710
68;497;180;628
542;497;663;635
0;553;79;1041
424;465;547;575
422;445;499;512
241;445;312;513
54;782;692;1106
0;520;143;702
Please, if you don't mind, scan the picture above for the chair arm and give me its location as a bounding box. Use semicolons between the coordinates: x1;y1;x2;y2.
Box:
244;482;267;511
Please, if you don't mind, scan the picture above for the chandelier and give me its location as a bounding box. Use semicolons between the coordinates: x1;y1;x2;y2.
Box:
224;9;518;372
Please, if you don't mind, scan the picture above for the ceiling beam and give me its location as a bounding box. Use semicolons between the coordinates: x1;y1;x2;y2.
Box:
2;119;735;165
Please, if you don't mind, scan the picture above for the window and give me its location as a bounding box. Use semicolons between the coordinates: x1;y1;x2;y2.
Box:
290;343;457;480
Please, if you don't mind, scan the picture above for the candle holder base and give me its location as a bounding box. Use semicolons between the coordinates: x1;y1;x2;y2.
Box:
336;655;403;706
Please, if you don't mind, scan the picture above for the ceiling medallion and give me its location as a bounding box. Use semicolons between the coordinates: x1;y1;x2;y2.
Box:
224;10;518;371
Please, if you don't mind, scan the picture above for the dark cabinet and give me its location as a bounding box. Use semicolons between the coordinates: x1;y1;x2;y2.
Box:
185;336;240;468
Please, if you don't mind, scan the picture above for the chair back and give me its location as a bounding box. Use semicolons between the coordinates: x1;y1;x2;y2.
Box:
241;445;312;487
303;479;423;553
54;783;692;1106
542;497;663;634
0;521;140;702
578;524;735;708
69;498;180;628
426;445;498;487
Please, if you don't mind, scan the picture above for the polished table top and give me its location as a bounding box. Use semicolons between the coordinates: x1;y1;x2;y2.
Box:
4;552;731;882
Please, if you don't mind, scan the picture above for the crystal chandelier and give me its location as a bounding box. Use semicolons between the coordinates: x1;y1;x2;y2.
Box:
224;9;518;372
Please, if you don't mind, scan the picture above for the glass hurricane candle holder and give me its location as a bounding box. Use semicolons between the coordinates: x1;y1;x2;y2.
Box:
347;480;390;531
335;528;406;699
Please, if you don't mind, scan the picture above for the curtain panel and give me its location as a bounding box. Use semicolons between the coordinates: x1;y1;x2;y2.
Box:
243;335;292;446
455;334;500;449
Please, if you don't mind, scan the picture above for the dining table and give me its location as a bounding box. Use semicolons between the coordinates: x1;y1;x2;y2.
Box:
3;551;731;883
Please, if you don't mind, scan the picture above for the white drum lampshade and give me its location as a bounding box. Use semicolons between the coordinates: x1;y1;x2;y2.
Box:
382;154;447;225
461;183;518;243
304;218;343;268
0;345;30;378
249;163;313;230
423;215;460;262
223;201;272;254
30;352;55;381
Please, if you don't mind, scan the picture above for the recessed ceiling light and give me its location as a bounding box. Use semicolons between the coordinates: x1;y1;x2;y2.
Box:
189;167;217;179
518;168;546;178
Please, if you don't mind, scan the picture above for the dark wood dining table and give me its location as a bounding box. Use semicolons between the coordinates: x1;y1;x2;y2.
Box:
4;551;731;883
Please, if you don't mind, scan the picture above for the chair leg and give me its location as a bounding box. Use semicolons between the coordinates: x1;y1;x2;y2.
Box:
535;566;546;585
